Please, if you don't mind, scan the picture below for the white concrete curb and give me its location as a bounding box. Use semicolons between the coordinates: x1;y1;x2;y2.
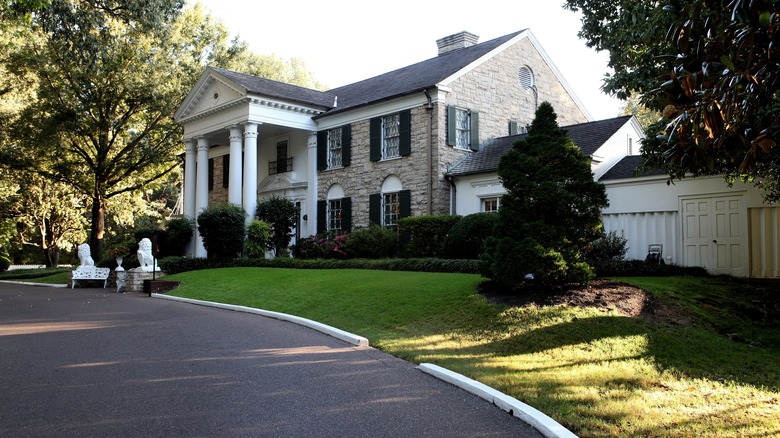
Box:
0;280;68;288
151;293;369;347
417;363;578;438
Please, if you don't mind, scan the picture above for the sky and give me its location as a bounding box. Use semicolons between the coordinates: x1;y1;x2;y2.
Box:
190;0;624;121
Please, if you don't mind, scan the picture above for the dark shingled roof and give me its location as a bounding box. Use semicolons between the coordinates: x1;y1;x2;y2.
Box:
209;30;524;117
448;115;634;176
319;31;525;117
211;67;337;109
598;155;668;181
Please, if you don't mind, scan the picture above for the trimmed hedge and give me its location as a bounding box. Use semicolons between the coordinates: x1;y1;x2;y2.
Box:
398;214;461;258
443;212;498;259
592;259;710;277
158;256;480;275
0;255;10;272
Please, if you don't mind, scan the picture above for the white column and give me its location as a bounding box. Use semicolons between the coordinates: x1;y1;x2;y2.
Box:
228;126;243;205
242;122;259;222
183;139;197;220
195;137;209;258
183;139;197;257
306;132;318;237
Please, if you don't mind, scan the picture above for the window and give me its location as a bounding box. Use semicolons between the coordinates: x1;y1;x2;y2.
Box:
328;199;342;232
269;140;292;175
318;185;351;234
382;192;400;228
207;158;214;191
628;136;633;155
482;197;500;213
327;128;343;169
317;125;351;170
369;111;410;161
447;105;479;151
382;114;401;159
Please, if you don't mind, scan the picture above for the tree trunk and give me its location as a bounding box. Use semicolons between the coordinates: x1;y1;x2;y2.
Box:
44;247;60;267
89;195;105;261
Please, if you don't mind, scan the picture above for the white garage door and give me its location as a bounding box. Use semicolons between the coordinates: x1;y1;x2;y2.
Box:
681;195;746;276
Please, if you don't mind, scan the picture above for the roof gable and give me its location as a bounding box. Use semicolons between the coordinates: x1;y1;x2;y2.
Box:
448;115;634;176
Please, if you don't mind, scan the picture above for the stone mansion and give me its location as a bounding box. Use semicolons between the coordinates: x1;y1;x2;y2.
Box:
175;29;600;257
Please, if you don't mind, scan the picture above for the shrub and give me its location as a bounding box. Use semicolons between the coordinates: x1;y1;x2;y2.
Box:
591;259;710;277
398;215;461;258
246;220;271;259
0;255;10;272
585;230;628;264
159;217;193;258
158;256;479;275
348;223;398;259
197;204;246;259
444;212;499;259
292;233;350;259
256;196;299;257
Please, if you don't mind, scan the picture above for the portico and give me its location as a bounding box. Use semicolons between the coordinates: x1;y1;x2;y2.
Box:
175;67;335;257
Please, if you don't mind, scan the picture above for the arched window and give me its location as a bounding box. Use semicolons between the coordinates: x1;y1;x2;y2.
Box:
518;66;534;91
369;175;411;229
317;184;351;234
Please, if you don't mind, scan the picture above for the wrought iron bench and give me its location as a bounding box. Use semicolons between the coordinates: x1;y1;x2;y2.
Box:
71;267;111;289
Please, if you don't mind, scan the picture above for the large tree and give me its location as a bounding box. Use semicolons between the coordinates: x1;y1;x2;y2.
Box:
0;1;323;260
480;102;609;291
565;0;780;201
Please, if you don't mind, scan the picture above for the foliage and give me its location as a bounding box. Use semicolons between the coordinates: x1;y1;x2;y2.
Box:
246;219;271;259
565;0;780;201
481;102;608;291
255;196;299;257
105;236;135;259
347;223;398;259
397;214;461;258
0;254;9;271
584;230;628;265
592;258;709;278
443;212;499;259
291;233;350;259
158;256;479;276
619;95;662;132
197;204;246;259
158;216;193;258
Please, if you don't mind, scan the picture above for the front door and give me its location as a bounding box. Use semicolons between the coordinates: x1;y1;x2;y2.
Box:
681;195;747;276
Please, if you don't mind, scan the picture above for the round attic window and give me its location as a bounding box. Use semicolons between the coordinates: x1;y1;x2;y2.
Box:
213;92;220;100
518;66;534;90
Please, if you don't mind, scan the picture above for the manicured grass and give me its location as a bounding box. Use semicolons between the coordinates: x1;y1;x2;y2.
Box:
0;268;71;284
166;268;780;437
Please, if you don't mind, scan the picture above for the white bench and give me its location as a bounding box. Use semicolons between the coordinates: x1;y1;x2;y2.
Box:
71;267;111;289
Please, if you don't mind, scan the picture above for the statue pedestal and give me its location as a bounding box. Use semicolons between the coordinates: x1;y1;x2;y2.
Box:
125;270;162;293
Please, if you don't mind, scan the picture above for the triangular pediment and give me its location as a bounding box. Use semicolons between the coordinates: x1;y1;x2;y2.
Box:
175;68;246;122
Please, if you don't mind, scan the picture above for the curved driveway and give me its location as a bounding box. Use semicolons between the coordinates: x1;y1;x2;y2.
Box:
0;283;542;437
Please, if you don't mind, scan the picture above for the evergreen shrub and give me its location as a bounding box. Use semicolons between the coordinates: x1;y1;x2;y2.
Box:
444;212;498;259
256;196;299;257
197;204;246;259
0;255;10;272
159;217;193;258
246;220;271;259
398;215;461;258
348;223;398;259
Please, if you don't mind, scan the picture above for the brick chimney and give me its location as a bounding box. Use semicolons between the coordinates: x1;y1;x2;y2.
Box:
436;31;479;55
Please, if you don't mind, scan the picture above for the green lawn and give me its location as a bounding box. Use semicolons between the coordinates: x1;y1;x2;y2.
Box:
165;268;780;437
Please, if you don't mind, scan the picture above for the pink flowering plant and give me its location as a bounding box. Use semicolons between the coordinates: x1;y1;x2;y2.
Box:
292;233;350;259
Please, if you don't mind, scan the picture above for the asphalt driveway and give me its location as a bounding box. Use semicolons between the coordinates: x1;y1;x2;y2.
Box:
0;283;543;437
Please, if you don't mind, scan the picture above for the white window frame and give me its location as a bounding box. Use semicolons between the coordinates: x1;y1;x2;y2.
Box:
382;192;401;228
381;114;401;160
327;198;342;232
327;128;343;169
455;108;471;150
481;197;500;213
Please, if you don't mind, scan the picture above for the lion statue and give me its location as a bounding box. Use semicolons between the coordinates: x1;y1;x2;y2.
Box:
136;238;159;271
77;243;94;267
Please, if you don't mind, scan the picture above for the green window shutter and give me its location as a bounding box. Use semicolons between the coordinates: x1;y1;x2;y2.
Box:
369;193;381;225
509;120;518;136
222;154;229;188
208;158;214;191
316;131;327;170
399;109;411;156
341;197;352;233
342;124;352;167
317;200;327;234
369;117;381;161
399;189;411;219
446;105;456;146
470;111;480;151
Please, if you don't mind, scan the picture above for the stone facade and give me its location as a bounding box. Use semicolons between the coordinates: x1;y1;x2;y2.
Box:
318;36;589;230
208;154;229;206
